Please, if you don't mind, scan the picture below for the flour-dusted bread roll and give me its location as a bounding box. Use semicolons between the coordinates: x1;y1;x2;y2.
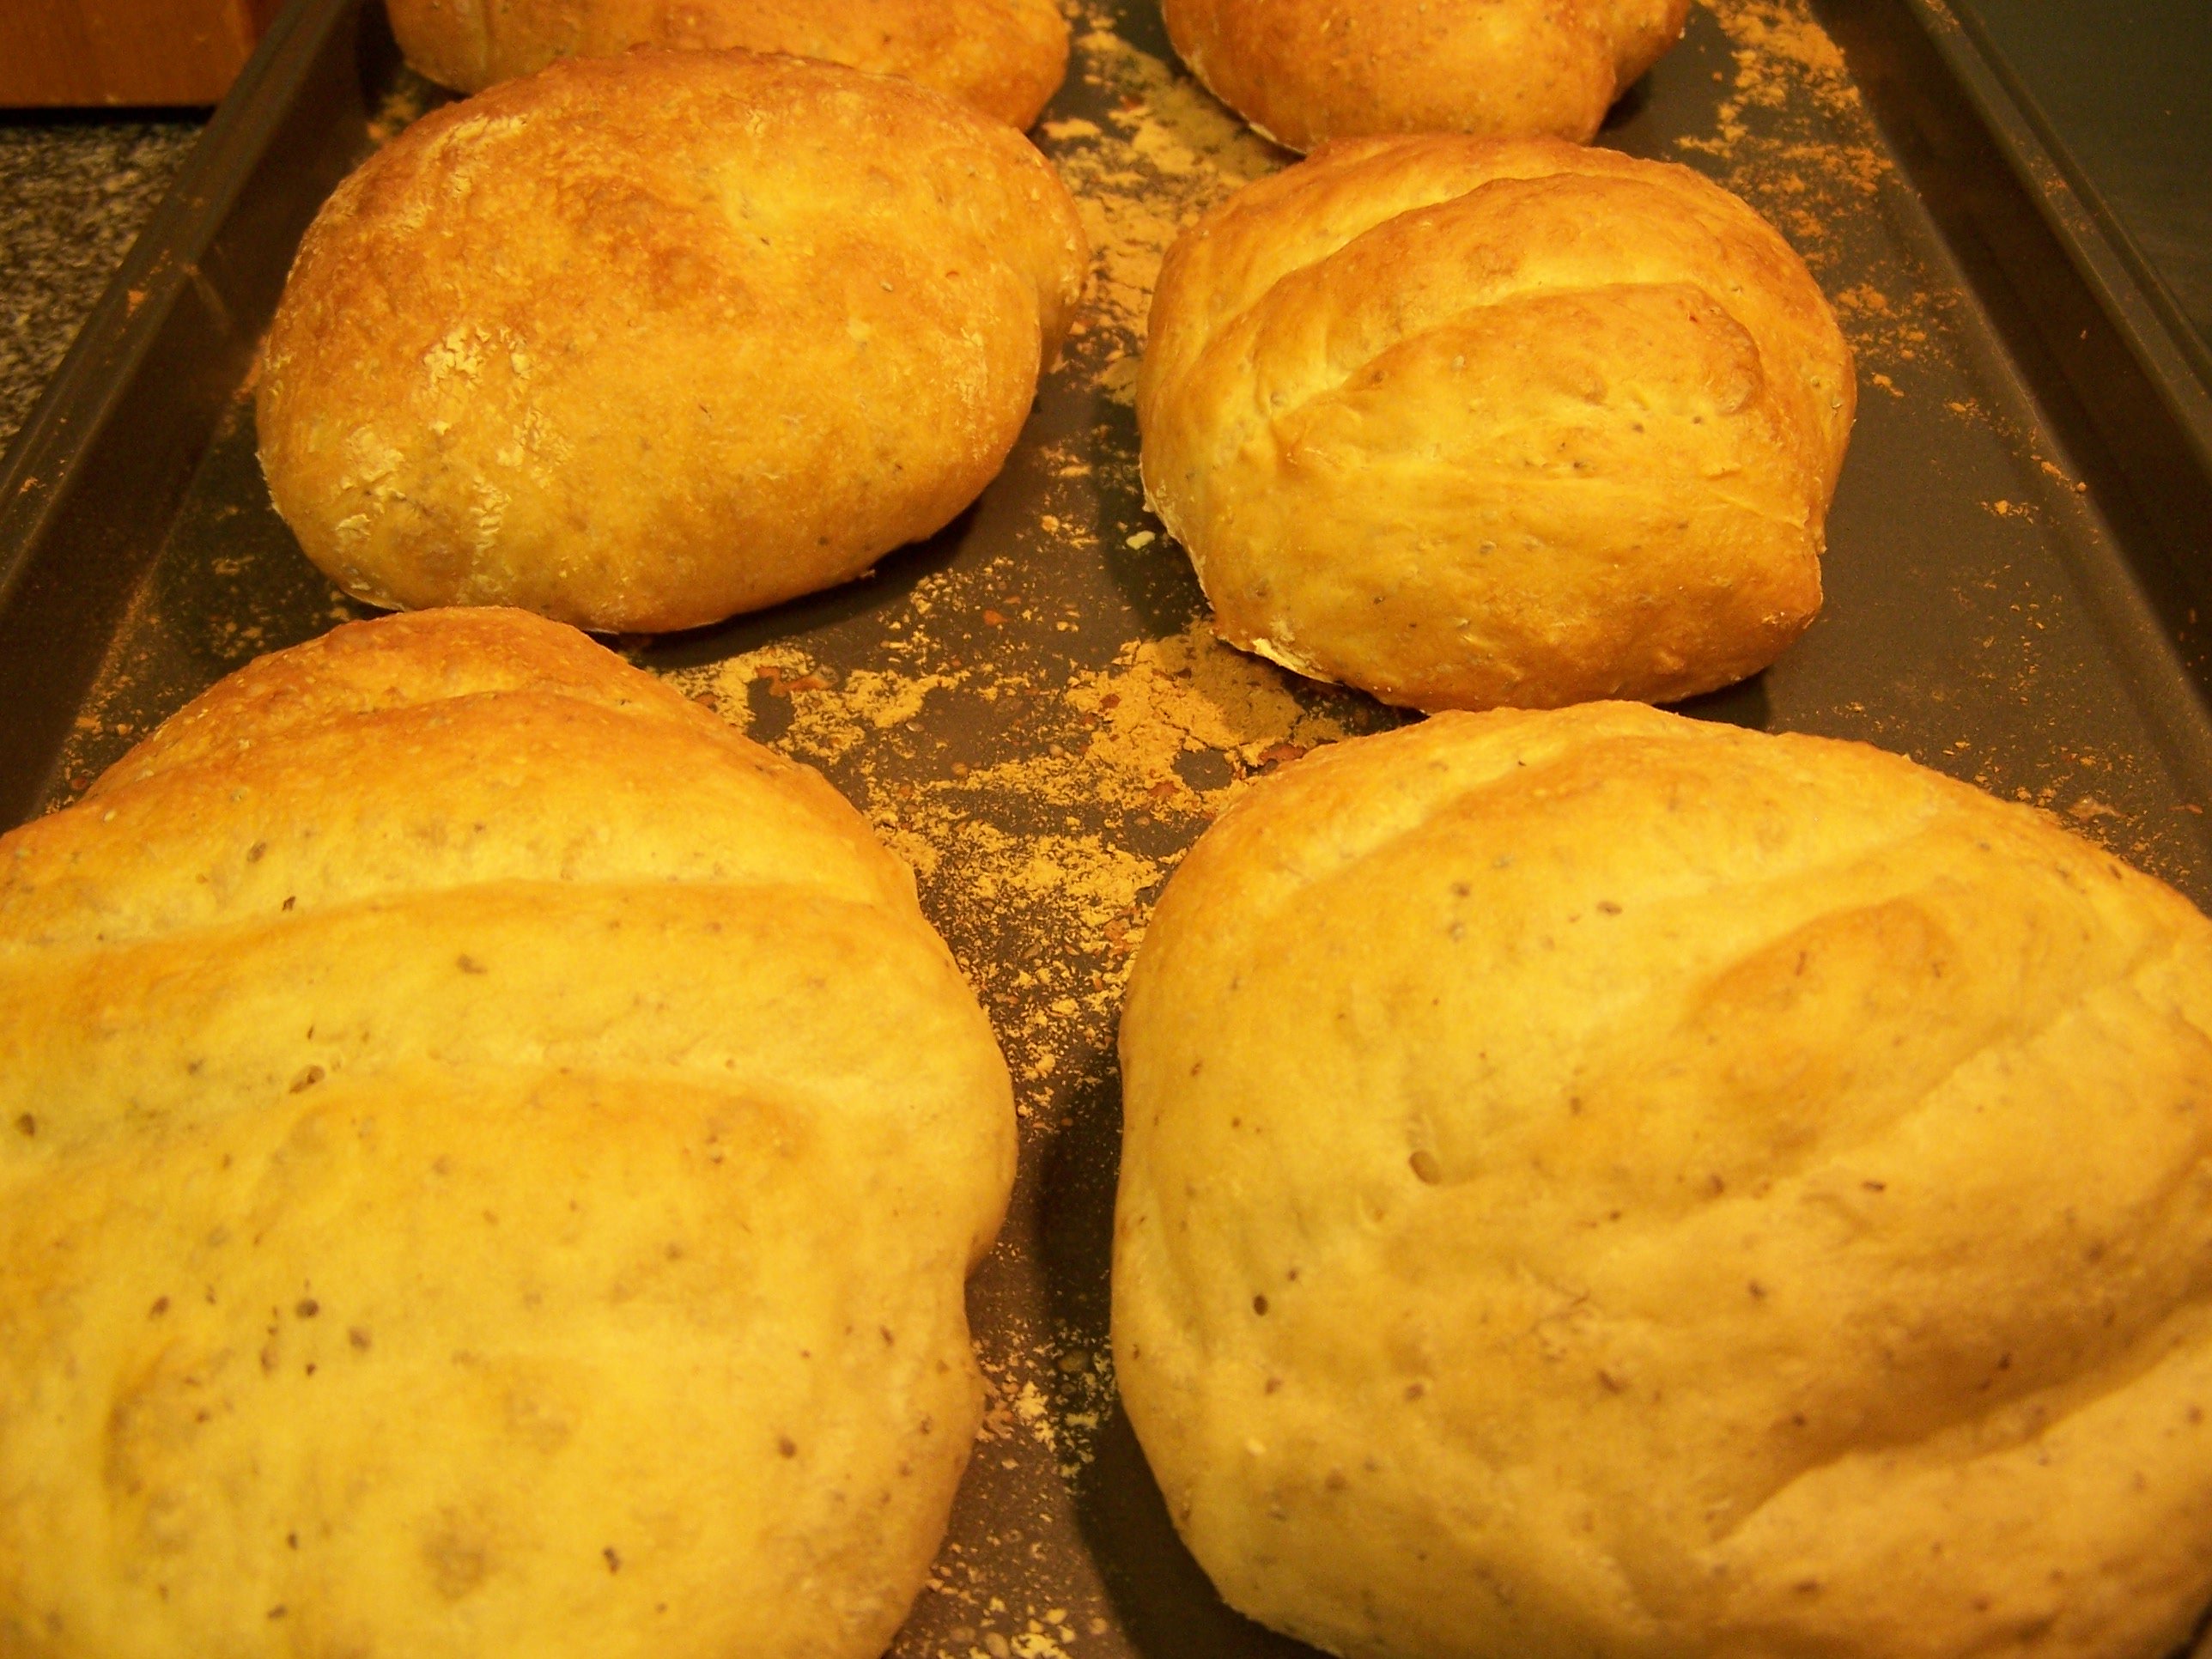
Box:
257;52;1089;634
1162;0;1688;151
386;0;1070;127
1115;703;2212;1659
1139;138;1855;712
0;609;1014;1659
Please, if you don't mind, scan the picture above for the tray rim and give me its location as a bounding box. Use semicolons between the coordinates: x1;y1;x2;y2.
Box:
1910;0;2212;479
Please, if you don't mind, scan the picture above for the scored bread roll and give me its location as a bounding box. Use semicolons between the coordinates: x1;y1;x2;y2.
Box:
1115;703;2212;1659
257;51;1089;635
1162;0;1689;152
0;608;1015;1658
386;0;1071;128
1139;137;1855;712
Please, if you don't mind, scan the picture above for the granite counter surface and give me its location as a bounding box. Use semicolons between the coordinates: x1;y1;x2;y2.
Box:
1;115;207;455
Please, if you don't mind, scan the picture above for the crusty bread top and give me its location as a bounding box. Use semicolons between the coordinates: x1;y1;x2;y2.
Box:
0;608;1016;1656
254;50;1090;631
0;607;1012;1251
4;607;915;956
388;0;1071;127
1136;137;1855;709
1143;137;1851;522
1115;702;2212;1659
1163;0;1689;150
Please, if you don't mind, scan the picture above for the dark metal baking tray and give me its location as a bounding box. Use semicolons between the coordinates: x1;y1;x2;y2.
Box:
4;0;2212;1651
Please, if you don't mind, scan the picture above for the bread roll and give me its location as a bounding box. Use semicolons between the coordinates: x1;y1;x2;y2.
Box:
0;608;1014;1659
386;0;1070;128
1162;0;1688;151
1138;137;1855;712
1115;702;2212;1659
257;51;1089;634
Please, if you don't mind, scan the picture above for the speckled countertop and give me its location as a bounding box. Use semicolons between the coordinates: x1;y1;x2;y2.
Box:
0;115;207;455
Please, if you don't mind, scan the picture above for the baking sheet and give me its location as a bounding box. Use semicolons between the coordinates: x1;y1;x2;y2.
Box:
4;0;2212;1650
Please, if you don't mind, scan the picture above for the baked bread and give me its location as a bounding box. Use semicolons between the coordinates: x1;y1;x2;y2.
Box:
257;51;1089;634
1115;702;2212;1659
1138;137;1855;712
1161;0;1689;151
386;0;1070;128
0;608;1014;1658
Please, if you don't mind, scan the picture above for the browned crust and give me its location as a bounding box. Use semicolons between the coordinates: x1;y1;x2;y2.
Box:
256;50;1089;633
1161;0;1691;152
1137;136;1855;712
1117;702;2212;1659
388;0;1071;128
0;609;1017;1655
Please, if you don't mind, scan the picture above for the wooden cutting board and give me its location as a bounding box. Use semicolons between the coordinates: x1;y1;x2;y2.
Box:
1;0;280;106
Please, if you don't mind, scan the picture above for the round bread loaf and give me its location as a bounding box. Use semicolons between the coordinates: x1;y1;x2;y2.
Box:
1138;137;1855;712
1161;0;1689;151
386;0;1070;127
257;51;1089;634
0;609;1014;1658
1115;703;2212;1659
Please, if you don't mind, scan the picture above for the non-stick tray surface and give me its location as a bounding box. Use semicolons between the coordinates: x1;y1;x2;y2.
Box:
3;0;2212;1651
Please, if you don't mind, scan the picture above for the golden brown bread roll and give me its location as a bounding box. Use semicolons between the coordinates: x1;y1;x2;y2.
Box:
1115;702;2212;1659
0;608;1014;1658
1162;0;1689;151
1138;137;1856;712
386;0;1070;128
257;51;1089;634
